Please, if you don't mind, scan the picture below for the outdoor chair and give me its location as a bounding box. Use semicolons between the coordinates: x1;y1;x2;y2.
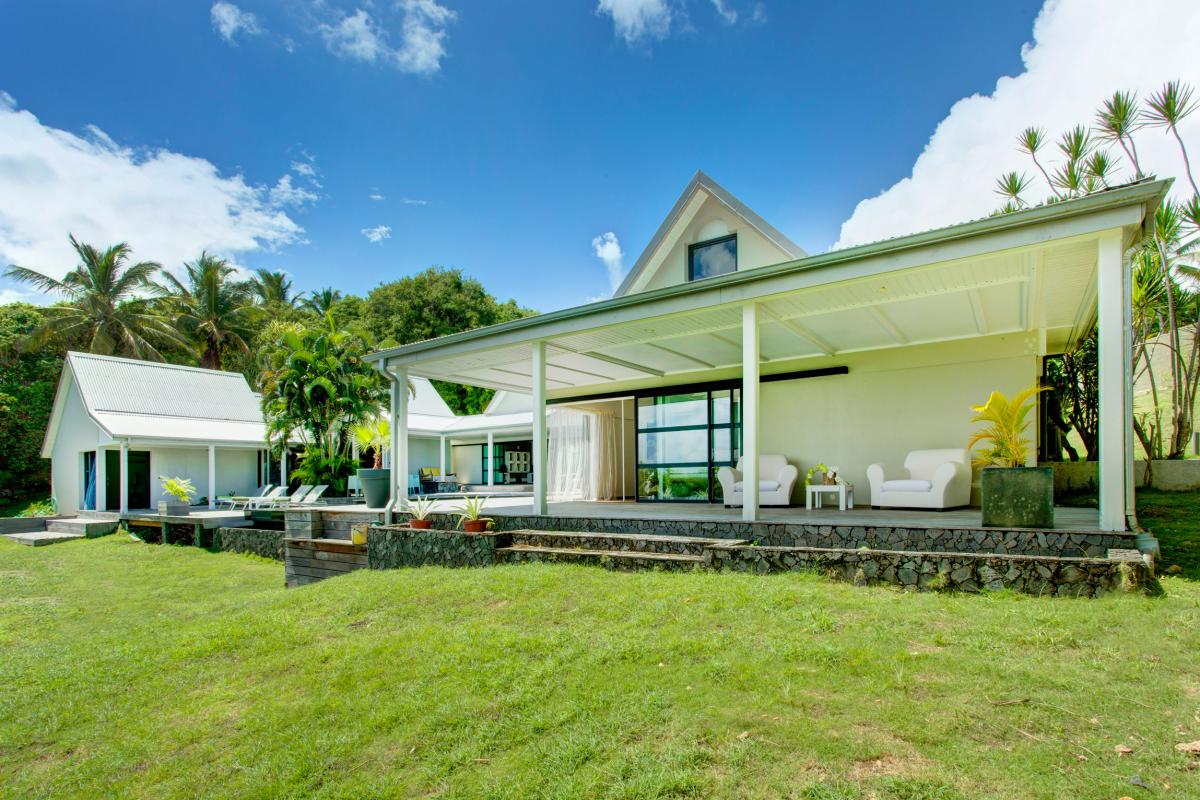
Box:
262;485;311;509
245;486;288;510
295;484;329;506
222;484;273;510
718;455;799;507
867;449;971;510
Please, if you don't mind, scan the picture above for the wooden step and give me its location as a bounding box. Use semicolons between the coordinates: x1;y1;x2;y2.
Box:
507;529;743;556
496;543;704;571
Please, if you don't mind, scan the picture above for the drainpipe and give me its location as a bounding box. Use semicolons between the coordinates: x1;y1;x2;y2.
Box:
377;362;401;525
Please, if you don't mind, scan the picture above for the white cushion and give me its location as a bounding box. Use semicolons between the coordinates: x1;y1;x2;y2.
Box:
732;480;781;492
881;479;933;493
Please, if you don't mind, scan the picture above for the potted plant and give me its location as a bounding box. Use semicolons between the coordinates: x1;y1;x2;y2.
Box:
806;463;832;486
968;386;1053;528
352;418;391;509
403;496;435;529
157;476;195;517
455;496;492;533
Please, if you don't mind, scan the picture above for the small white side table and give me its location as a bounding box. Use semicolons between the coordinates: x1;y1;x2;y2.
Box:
806;483;854;511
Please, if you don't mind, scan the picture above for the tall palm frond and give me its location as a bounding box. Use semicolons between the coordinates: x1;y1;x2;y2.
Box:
1095;90;1144;178
301;287;343;317
249;269;297;306
163;252;253;369
967;386;1046;468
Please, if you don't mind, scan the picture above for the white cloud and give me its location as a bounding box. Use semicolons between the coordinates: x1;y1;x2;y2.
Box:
268;174;319;207
592;231;625;292
211;1;263;43
711;0;737;24
369;189;385;201
835;0;1200;250
401;197;428;205
597;0;673;44
361;224;392;243
0;95;309;287
0;287;38;305
318;2;456;74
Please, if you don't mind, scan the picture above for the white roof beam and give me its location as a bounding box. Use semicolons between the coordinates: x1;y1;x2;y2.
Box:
645;343;717;369
760;304;835;356
966;288;989;335
548;344;666;377
869;305;908;345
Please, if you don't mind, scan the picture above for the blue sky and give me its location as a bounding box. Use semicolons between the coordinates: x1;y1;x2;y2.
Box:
6;0;1180;313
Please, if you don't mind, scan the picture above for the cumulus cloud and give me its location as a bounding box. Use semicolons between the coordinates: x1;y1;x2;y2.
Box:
835;0;1200;250
597;0;673;44
0;94;310;290
592;231;625;292
318;2;456;74
211;1;263;43
711;0;737;24
361;224;392;243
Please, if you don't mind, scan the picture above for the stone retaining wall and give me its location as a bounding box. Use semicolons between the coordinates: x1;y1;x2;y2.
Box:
367;526;505;569
705;544;1147;596
215;527;286;561
479;514;1133;558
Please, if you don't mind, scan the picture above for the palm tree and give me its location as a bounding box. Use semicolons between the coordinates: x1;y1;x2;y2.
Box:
163;252;254;369
3;236;183;359
249;269;297;306
301;287;342;316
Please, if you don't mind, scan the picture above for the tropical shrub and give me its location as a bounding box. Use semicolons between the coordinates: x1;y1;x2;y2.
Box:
967;387;1045;468
159;476;196;504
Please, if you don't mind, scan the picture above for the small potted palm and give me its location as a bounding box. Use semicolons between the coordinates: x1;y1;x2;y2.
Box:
968;386;1053;528
403;496;435;529
158;476;195;517
455;496;492;533
352;418;391;509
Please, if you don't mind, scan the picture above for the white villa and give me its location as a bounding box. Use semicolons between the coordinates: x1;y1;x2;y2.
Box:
366;171;1170;533
41;352;537;515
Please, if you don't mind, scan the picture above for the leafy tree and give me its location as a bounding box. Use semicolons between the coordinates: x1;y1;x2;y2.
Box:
994;81;1200;460
258;316;386;492
0;304;67;500
249;269;297;307
1043;330;1098;461
162;252;254;370
363;267;535;413
3;236;184;359
301;287;343;317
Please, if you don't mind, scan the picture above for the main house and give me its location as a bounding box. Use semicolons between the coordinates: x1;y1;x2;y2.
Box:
366;170;1169;533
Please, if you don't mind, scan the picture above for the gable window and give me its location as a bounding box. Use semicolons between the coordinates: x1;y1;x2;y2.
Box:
688;234;737;282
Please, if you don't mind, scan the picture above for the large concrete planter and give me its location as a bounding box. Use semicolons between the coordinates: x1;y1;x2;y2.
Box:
157;500;190;517
357;468;391;509
981;467;1054;528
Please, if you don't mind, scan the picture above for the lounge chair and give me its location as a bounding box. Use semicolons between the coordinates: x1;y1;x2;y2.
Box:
291;484;329;507
223;484;274;510
266;485;312;509
247;486;291;510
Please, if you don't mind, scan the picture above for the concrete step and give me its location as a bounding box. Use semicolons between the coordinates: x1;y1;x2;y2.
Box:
77;510;120;521
508;529;743;556
496;543;704;571
46;518;119;538
3;530;85;547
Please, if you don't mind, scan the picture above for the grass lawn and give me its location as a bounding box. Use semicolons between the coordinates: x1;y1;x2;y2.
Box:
1;503;1199;799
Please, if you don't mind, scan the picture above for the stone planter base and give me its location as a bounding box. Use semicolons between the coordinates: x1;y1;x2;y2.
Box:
157;501;190;517
981;467;1054;528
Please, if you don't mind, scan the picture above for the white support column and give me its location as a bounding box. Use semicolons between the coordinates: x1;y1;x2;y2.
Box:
487;431;495;487
1096;231;1128;532
394;366;410;504
532;341;548;515
207;445;216;510
742;302;760;522
119;442;129;514
95;448;107;512
1123;250;1137;527
280;447;288;488
439;434;446;477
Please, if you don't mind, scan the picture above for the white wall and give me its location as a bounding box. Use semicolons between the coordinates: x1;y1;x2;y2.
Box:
758;334;1039;504
147;447;258;505
49;379;108;514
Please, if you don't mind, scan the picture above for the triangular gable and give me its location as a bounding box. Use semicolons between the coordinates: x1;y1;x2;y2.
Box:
614;171;806;297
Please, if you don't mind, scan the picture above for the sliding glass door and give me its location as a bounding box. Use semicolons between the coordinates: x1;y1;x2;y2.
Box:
635;385;741;502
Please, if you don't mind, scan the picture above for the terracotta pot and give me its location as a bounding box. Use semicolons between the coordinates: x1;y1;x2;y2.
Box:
409;518;433;529
462;519;490;533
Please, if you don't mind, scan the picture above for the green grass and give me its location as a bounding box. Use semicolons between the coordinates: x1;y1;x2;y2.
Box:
0;494;52;518
2;508;1200;799
1138;489;1200;579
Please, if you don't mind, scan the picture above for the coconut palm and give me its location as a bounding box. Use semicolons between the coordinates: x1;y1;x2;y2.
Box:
2;236;183;359
249;269;297;306
301;287;342;317
162;252;253;369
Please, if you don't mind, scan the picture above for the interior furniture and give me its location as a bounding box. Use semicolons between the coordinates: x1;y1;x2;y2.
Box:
866;449;972;510
717;454;799;507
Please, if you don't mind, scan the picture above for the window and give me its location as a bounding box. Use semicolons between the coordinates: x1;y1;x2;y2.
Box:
688;234;737;282
635;385;741;502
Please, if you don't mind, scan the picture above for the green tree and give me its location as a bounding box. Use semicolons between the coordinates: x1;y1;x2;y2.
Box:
258;316;386;492
364;267;535;413
163;253;254;370
3;236;183;359
249;269;297;307
301;287;343;317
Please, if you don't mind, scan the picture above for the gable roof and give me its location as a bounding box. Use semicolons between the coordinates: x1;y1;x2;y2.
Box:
42;352;269;454
614;170;807;297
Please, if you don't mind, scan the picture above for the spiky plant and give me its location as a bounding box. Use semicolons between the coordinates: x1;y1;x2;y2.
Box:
1095;90;1143;178
1144;80;1198;196
967;386;1045;469
993;172;1033;208
352;417;390;469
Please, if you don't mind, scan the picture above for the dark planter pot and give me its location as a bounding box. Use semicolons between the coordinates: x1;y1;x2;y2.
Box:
408;519;433;529
157;501;190;517
981;467;1054;528
357;468;391;509
463;519;490;533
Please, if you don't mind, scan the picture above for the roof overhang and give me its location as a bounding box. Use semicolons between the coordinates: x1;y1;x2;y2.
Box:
367;180;1169;398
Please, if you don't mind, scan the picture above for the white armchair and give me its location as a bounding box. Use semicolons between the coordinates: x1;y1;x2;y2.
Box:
867;449;972;510
717;454;799;507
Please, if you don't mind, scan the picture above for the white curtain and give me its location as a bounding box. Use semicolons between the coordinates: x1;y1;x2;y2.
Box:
547;407;622;501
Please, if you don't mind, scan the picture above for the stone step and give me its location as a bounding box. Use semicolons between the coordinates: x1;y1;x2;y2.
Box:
3;530;85;547
46;518;119;538
77;510;120;521
496;543;704;571
507;529;744;556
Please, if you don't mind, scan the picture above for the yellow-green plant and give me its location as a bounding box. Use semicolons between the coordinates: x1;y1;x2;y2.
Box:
967;386;1045;468
159;476;196;504
352;417;390;469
